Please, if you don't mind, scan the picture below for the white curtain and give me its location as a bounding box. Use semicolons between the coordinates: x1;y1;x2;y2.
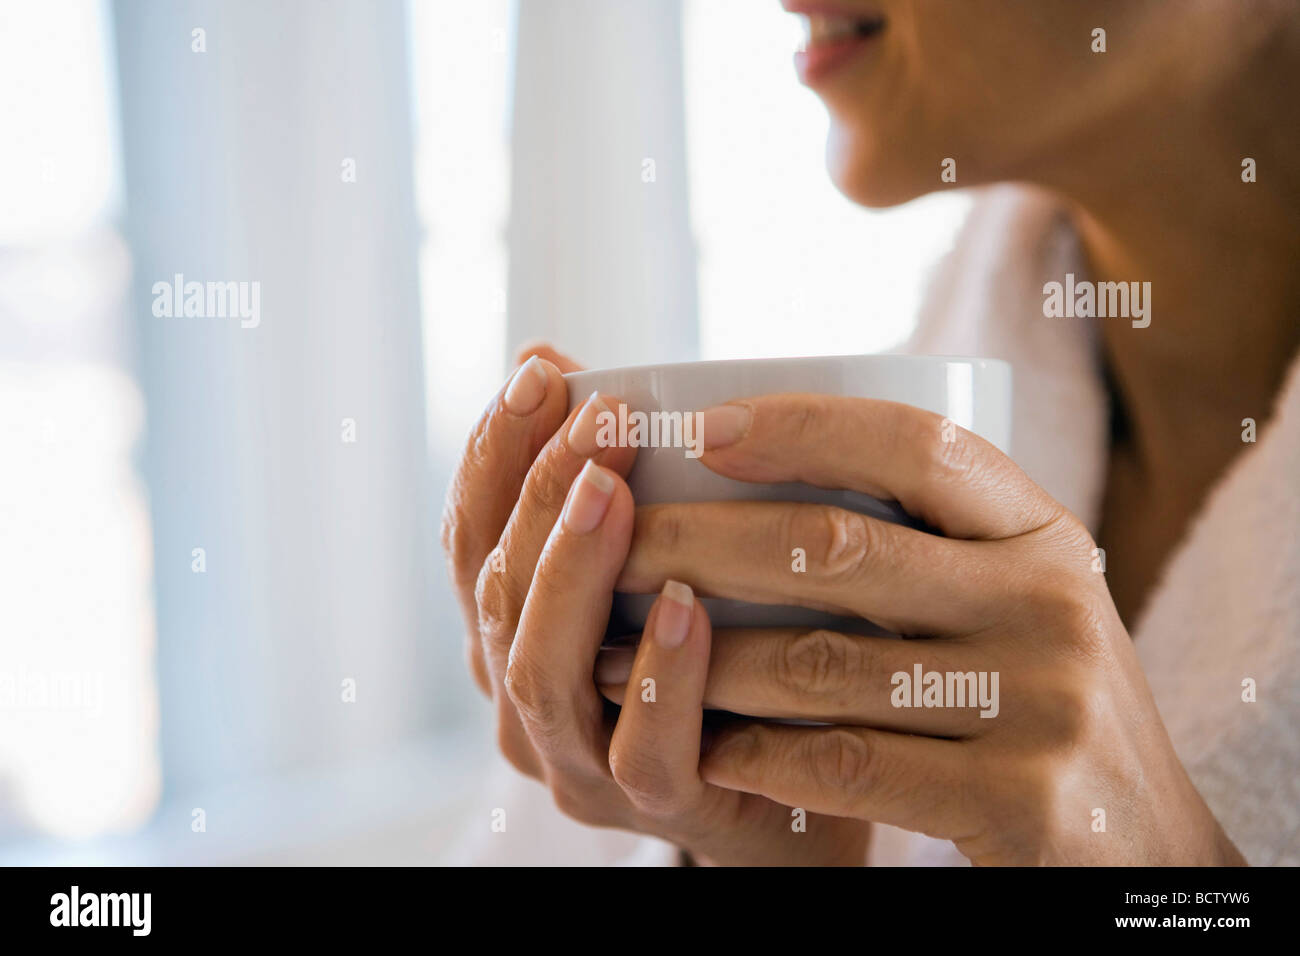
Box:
87;0;700;862
508;0;699;368
112;0;441;798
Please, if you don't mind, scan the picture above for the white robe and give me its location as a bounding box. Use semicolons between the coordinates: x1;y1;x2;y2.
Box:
456;185;1300;866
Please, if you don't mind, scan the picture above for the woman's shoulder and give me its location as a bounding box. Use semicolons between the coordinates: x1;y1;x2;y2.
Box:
1134;349;1300;865
899;184;1110;533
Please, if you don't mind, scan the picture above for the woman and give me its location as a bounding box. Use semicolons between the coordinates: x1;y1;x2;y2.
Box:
441;0;1300;865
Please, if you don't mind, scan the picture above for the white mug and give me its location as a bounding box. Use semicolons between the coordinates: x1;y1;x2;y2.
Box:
565;354;1012;637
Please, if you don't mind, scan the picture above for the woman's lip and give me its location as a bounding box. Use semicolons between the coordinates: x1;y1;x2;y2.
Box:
781;0;884;17
794;32;880;86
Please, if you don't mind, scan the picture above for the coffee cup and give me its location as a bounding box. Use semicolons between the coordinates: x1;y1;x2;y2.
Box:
564;353;1011;637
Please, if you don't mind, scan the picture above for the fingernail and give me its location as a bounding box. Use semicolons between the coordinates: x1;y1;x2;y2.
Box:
654;580;694;649
503;356;549;416
593;647;635;685
567;390;612;458
698;403;752;451
562;459;615;533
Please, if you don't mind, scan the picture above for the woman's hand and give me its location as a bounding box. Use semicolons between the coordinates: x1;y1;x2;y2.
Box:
598;393;1245;866
440;348;868;865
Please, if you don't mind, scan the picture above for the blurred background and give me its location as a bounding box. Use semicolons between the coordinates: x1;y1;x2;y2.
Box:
0;0;969;864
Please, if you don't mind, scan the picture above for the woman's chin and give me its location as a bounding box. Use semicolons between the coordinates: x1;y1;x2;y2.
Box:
825;127;931;209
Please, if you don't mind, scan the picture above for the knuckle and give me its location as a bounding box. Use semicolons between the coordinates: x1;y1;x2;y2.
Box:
1028;580;1110;661
524;456;575;515
1025;578;1076;623
464;636;490;691
503;652;562;741
638;504;685;554
778;629;855;698
1051;685;1098;745
709;725;762;770
549;782;604;826
811;507;875;581
609;744;684;816
439;495;478;588
969;763;1055;864
1020;515;1117;660
932;421;983;483
1018;755;1076;839
460;421;497;487
438;497;458;557
788;402;824;443
440;394;526;567
495;722;537;778
548;784;585;821
473;557;515;635
911;406;999;501
1040;511;1099;570
523;556;567;607
812;729;876;795
1035;675;1107;750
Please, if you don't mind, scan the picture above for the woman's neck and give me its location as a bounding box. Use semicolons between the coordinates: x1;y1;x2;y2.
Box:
1022;10;1300;626
1049;14;1300;491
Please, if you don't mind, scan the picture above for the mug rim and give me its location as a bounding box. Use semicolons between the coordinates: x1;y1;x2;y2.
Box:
563;352;1010;382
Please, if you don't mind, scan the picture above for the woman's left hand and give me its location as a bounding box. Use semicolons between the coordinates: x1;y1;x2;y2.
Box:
599;394;1245;865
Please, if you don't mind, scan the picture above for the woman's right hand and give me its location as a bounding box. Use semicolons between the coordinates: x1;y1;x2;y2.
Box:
439;344;869;865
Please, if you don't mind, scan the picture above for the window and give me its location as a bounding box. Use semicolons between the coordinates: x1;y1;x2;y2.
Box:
684;0;970;359
410;0;514;460
0;0;159;840
0;0;974;863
